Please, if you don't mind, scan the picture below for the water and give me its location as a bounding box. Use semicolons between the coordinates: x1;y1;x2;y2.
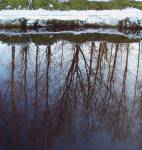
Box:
0;33;142;150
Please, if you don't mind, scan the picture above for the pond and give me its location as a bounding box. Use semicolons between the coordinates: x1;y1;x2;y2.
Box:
0;31;142;150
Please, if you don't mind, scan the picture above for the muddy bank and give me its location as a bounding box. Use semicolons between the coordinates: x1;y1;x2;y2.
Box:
0;18;141;30
0;18;115;29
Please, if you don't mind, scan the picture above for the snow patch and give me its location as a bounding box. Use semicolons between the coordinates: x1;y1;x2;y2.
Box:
0;8;142;28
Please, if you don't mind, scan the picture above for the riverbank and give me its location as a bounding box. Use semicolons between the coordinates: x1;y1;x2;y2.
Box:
0;8;142;30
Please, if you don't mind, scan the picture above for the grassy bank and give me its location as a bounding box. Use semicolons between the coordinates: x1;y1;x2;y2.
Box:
0;0;142;10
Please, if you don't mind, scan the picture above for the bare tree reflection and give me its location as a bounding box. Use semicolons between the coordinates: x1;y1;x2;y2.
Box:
0;40;142;150
10;45;22;150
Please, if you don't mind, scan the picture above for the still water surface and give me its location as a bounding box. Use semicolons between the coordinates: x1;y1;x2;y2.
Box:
0;36;142;150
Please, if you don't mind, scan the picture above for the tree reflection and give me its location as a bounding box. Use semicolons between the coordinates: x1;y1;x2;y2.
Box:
0;40;142;149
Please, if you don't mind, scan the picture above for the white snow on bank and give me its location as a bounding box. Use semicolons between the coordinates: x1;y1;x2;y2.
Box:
0;8;142;27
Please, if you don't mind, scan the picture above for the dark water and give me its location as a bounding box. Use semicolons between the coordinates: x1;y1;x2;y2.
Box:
0;37;142;150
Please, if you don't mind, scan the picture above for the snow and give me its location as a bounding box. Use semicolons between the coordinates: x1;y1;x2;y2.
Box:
0;8;142;28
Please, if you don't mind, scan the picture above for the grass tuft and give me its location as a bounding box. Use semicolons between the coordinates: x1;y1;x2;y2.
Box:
0;0;142;10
